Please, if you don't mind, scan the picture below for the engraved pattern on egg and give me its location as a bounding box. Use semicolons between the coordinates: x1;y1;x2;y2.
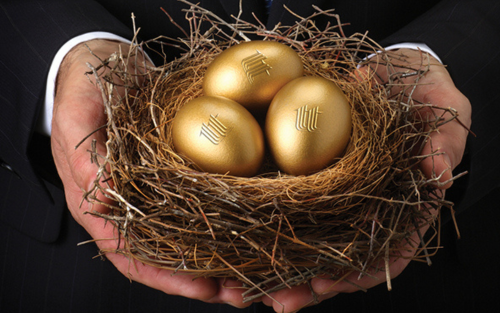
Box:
200;114;228;145
241;50;272;84
296;105;322;132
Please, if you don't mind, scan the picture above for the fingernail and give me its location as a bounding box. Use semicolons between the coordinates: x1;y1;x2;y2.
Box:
443;154;452;169
319;291;339;298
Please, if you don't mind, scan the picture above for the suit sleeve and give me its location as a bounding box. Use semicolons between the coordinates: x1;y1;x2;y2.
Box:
0;0;133;242
382;0;500;211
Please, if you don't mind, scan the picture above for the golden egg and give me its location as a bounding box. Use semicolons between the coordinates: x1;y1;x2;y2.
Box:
171;96;265;177
265;76;352;176
203;40;303;111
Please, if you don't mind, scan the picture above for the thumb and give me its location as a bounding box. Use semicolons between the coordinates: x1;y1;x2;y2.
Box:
51;40;125;220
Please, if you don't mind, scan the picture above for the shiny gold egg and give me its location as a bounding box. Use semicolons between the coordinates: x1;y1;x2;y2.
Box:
203;40;303;111
265;76;352;176
171;96;265;177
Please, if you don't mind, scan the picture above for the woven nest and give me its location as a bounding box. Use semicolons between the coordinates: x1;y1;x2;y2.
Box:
84;1;463;300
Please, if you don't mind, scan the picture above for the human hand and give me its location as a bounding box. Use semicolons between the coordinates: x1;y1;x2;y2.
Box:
261;48;472;312
50;39;254;308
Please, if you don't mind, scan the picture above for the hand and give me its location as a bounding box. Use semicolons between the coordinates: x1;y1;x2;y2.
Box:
50;39;254;308
261;48;472;312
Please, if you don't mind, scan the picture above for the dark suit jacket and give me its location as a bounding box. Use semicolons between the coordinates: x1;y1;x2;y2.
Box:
1;1;499;312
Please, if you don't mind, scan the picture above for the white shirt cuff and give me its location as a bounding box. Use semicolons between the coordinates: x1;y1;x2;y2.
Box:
38;32;132;136
383;42;442;64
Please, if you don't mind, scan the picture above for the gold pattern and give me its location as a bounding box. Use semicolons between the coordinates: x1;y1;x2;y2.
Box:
296;105;321;132
200;114;227;145
241;50;272;84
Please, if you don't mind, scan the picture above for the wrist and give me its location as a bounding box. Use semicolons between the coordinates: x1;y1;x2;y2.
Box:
40;33;132;136
56;39;131;94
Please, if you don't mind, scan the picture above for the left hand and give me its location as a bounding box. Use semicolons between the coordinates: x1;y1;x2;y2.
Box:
361;48;472;189
261;48;472;312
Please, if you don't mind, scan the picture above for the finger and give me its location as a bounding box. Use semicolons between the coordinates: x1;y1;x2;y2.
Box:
106;251;220;301
205;279;258;308
261;283;327;313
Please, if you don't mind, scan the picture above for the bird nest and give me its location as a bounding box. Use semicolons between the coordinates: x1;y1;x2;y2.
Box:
84;1;463;300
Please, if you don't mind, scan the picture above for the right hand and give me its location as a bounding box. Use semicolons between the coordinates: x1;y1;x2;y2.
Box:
50;39;256;308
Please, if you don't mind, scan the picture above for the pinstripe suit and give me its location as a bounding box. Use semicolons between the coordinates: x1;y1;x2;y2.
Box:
1;1;499;312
